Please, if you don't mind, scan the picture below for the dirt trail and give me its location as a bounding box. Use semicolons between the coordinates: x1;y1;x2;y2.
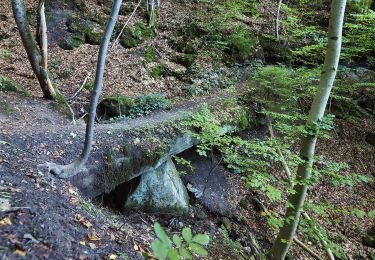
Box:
0;89;225;259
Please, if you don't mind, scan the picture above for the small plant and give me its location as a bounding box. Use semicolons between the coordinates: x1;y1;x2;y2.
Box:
0;49;12;59
151;223;210;260
145;45;158;63
129;94;171;117
150;65;166;78
173;156;194;175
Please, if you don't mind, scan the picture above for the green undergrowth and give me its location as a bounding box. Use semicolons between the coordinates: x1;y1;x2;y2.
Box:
99;94;171;121
0;76;28;95
183;65;374;257
173;0;258;63
266;0;375;67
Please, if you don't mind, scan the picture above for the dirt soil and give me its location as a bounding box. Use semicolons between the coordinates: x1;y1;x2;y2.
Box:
1;0;375;259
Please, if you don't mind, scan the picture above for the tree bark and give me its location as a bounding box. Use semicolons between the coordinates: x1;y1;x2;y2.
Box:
269;0;347;258
275;0;283;40
42;0;122;178
11;0;56;99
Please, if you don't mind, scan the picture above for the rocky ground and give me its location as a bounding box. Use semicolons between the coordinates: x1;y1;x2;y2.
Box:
0;0;375;259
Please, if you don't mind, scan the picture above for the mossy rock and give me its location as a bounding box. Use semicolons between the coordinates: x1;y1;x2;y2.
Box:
62;33;86;50
97;96;134;119
172;54;195;67
65;14;103;48
120;23;155;49
66;15;88;34
259;34;289;63
225;29;256;62
0;76;24;93
85;30;103;45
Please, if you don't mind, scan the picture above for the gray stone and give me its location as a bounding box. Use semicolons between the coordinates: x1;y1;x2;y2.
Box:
124;159;189;215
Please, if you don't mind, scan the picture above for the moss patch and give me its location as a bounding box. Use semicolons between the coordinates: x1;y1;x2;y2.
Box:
172;54;195;67
0;76;26;94
144;45;158;63
120;23;155;48
150;65;166;78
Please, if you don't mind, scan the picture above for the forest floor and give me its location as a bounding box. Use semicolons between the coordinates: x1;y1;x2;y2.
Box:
0;0;375;259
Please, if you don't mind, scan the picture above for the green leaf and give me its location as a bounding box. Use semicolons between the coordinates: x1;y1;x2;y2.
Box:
368;210;375;219
151;239;169;260
188;243;208;256
167;248;181;260
191;234;210;246
173;234;182;247
154;223;172;246
179;247;192;259
353;208;366;218
182;227;192;242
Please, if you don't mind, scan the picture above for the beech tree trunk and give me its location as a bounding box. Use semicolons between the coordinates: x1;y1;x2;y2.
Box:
269;0;347;258
11;0;56;99
42;0;122;178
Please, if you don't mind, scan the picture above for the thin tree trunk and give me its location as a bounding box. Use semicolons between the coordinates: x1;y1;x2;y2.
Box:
269;0;347;258
11;0;56;99
276;0;283;40
41;0;122;178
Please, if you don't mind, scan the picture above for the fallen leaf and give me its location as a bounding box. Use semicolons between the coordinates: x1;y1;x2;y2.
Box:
109;232;116;241
70;196;78;205
68;188;77;195
0;217;12;226
87;232;101;241
133;243;139;251
88;243;96;249
14;249;26;257
109;254;117;260
0;198;12;212
79;241;86;246
74;214;93;228
23;234;39;243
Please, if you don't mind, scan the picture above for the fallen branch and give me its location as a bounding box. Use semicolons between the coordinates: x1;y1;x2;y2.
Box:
112;0;142;49
252;198;323;260
294;238;323;260
69;73;91;101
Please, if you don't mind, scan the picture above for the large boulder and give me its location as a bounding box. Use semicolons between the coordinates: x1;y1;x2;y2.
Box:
124;159;189;215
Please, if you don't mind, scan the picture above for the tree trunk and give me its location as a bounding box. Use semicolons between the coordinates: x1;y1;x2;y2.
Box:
275;0;283;40
42;0;122;178
269;0;347;258
11;0;56;99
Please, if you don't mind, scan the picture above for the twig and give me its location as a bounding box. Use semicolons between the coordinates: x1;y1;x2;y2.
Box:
294;237;323;260
266;116;291;179
69;73;90;101
112;0;142;49
253;198;323;260
302;213;335;260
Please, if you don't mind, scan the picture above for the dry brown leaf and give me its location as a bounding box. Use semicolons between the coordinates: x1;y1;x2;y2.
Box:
87;232;101;241
0;217;12;226
74;214;93;228
70;196;78;205
14;249;26;257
